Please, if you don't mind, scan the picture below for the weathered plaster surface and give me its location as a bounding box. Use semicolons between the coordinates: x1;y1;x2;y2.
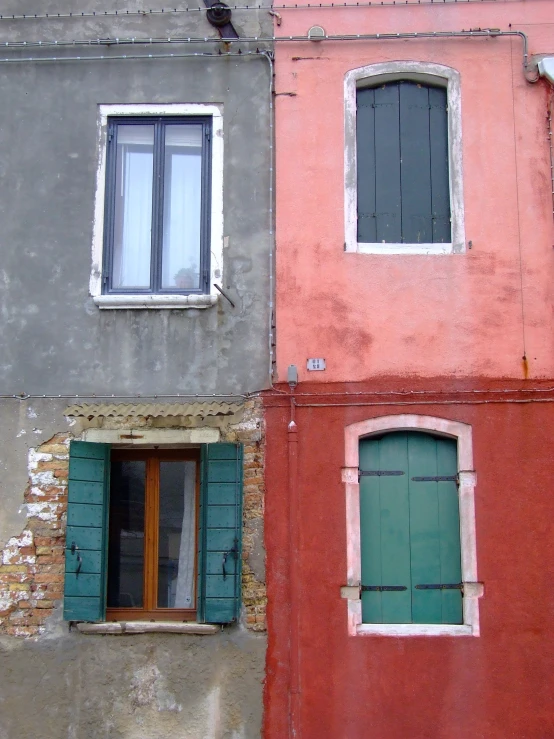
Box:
0;2;271;731
0;626;266;739
0;4;271;397
275;3;554;382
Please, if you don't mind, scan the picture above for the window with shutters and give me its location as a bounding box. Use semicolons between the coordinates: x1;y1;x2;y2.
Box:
344;62;465;255
64;441;243;624
359;432;462;626
90;104;223;310
343;415;481;637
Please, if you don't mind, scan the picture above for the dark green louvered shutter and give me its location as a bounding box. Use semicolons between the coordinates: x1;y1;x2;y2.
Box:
198;443;243;623
357;81;451;244
359;432;462;625
63;441;110;621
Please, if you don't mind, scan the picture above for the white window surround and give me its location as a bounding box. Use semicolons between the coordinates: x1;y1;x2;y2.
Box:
342;414;481;637
82;427;220;445
344;61;465;255
90;103;224;309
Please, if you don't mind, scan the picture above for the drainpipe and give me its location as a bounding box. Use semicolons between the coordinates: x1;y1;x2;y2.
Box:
538;59;554;227
287;366;300;737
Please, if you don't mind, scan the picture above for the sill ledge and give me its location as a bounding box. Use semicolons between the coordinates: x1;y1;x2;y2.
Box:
76;621;219;635
356;623;474;637
354;242;454;256
93;294;218;310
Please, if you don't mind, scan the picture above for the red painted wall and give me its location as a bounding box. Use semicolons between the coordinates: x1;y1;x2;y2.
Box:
268;0;554;735
263;382;554;738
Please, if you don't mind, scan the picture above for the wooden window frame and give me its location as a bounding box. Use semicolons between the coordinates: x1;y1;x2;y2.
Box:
106;448;200;622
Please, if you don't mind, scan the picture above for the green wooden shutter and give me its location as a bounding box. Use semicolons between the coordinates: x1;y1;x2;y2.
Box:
428;85;451;243
359;432;462;625
357;81;450;245
356;87;377;243
198;443;243;624
374;82;402;243
63;441;110;621
399;81;433;244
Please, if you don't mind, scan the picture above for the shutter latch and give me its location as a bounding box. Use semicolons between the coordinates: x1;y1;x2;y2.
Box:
222;538;238;580
70;542;82;577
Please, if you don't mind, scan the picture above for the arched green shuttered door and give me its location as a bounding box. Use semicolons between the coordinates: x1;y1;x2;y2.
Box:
359;431;462;625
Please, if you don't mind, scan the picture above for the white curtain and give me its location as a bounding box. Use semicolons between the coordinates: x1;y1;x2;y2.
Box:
113;125;153;288
162;125;202;289
174;461;196;608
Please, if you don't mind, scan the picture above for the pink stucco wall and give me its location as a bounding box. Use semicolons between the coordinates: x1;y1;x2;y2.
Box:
274;1;554;382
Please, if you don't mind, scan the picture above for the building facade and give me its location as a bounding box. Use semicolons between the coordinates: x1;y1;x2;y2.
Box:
265;1;554;737
0;1;272;736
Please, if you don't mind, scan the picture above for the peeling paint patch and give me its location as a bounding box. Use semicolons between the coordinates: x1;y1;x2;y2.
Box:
25;503;59;522
130;664;183;713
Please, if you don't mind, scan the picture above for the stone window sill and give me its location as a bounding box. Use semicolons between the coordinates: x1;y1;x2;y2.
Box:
93;294;218;310
76;621;219;635
356;623;475;637
354;242;454;256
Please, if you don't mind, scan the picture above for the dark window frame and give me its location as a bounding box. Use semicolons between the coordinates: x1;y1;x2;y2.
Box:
102;116;212;296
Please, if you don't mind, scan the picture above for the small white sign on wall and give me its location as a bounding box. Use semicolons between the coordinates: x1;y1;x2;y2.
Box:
307;358;326;371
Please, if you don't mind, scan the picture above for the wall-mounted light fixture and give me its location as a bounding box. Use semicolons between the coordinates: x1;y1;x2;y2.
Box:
538;57;554;84
287;365;298;389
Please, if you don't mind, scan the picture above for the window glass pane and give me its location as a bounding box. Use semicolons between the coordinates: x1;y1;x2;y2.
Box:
162;125;203;290
113;125;154;289
158;460;197;608
107;461;146;608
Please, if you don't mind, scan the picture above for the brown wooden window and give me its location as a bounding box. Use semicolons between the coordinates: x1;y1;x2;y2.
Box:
106;449;199;621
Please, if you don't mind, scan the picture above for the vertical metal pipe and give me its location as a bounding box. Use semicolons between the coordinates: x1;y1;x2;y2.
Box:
287;394;300;737
548;90;554;225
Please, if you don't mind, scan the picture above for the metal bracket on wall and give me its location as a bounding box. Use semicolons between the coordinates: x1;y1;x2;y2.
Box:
203;0;238;40
358;469;404;480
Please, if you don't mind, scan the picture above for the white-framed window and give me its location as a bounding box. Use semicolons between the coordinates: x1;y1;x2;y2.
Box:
344;62;465;255
342;415;481;637
90;104;223;309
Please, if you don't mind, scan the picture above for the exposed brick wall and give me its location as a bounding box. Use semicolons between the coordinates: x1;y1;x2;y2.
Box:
224;399;267;632
0;433;70;637
0;400;266;637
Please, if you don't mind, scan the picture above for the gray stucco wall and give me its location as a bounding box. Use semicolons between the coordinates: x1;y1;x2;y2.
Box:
0;4;271;737
0;1;272;397
0;621;266;738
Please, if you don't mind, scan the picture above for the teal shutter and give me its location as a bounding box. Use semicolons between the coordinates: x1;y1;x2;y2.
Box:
198;443;243;624
64;441;110;621
359;432;462;625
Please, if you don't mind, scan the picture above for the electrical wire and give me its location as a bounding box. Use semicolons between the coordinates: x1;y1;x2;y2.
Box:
7;384;554;401
0;30;536;82
280;397;554;407
0;0;536;23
